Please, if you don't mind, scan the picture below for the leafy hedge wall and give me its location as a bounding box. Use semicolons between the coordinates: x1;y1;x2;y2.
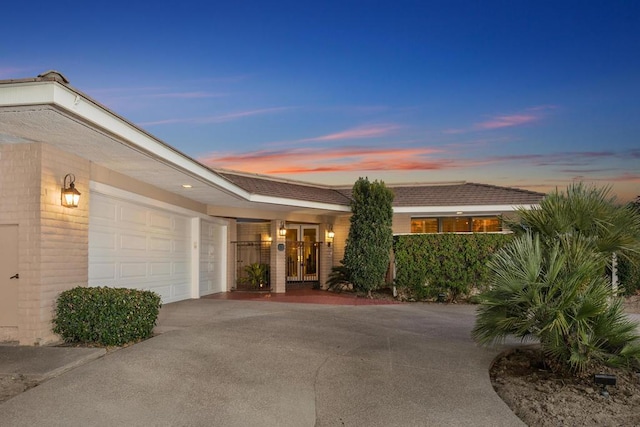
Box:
52;286;162;346
393;234;513;301
619;256;640;296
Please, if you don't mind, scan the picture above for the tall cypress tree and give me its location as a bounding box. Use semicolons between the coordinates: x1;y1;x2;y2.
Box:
343;177;394;297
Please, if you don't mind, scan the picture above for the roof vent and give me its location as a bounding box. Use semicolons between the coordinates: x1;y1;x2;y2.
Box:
37;70;70;84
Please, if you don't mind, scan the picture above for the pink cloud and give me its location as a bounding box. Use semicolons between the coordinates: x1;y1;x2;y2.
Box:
474;114;538;130
444;105;557;135
300;124;400;142
0;66;41;79
139;107;292;126
146;91;225;99
200;146;448;175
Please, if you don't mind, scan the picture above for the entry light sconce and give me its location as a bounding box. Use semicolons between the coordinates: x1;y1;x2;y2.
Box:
278;221;287;237
327;225;335;247
61;174;81;208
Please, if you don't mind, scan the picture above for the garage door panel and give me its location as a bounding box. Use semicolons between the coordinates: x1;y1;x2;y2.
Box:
91;198;117;221
91;229;117;250
173;261;188;275
149;212;172;230
149;236;172;252
90;193;193;304
89;262;117;281
174;217;190;234
173;238;189;255
119;205;148;226
150;262;171;277
199;220;225;296
120;233;148;251
120;262;147;279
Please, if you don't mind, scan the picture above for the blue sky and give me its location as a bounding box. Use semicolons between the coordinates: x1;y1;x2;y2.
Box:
3;1;639;201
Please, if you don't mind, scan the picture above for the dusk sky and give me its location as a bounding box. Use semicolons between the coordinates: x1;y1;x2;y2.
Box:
3;1;639;201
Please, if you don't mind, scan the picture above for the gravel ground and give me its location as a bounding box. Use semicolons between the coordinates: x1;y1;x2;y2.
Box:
491;295;640;427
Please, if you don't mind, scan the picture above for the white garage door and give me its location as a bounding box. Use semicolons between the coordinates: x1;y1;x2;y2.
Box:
89;192;192;304
200;220;226;296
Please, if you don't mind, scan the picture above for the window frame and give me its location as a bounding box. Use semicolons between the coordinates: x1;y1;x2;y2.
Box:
410;215;503;234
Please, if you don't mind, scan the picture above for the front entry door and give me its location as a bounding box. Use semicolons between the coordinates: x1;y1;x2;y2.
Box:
285;225;319;282
0;225;19;327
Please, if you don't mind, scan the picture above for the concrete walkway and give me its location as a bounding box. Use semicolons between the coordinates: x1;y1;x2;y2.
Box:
0;299;525;426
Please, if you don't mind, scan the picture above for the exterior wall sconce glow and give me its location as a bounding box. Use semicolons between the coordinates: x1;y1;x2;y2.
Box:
61;174;81;208
327;224;335;247
278;221;287;237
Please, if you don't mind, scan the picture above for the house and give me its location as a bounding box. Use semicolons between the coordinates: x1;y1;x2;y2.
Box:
0;71;544;345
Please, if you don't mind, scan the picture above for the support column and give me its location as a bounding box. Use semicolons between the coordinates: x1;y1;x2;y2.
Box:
319;224;333;289
270;220;286;293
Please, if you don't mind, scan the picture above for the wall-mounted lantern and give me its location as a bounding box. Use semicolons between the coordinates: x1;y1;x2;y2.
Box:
327;224;335;247
61;174;81;208
278;221;287;237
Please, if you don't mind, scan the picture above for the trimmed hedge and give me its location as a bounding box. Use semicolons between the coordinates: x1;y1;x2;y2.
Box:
393;233;513;301
619;256;640;296
52;286;162;346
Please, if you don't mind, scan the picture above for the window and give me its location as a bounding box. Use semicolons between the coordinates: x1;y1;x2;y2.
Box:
410;216;502;233
410;218;438;233
472;217;501;232
441;217;471;232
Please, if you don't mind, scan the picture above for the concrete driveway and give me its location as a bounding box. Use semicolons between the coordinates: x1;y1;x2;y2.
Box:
0;300;523;426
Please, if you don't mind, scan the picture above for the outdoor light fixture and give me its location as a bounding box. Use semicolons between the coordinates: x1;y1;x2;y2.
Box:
327;224;335;247
278;221;287;237
594;373;616;397
61;174;81;208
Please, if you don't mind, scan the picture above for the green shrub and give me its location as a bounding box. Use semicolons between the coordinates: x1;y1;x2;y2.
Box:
393;233;512;301
243;263;269;288
52;286;162;346
618;255;640;296
343;177;394;297
473;233;640;374
326;263;352;292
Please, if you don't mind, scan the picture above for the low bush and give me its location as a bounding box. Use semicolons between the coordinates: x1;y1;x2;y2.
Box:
52;286;162;346
326;263;352;292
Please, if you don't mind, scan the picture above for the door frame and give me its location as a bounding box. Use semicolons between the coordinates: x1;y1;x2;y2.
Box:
285;224;319;282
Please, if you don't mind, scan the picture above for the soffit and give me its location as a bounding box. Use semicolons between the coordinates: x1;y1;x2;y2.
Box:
0;104;339;216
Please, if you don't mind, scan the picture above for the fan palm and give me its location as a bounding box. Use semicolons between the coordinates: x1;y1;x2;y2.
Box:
472;233;640;373
507;183;640;259
475;184;640;374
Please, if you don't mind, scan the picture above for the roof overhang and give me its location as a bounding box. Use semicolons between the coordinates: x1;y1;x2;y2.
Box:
0;78;348;216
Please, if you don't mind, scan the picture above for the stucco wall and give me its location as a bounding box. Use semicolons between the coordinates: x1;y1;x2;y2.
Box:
0;143;89;345
392;213;412;234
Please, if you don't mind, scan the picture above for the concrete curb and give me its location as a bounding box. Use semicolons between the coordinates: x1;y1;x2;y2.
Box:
0;346;106;381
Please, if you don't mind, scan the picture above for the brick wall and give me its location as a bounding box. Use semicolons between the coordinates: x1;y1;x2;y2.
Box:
0;143;89;345
331;215;351;266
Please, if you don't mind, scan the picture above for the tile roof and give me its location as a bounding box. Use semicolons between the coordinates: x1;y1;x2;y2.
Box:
384;182;544;207
218;172;353;205
220;171;545;209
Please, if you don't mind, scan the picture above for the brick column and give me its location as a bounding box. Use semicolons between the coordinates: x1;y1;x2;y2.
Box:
318;224;333;289
270;220;286;293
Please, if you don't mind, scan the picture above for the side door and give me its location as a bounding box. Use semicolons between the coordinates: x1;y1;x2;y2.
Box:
0;225;19;327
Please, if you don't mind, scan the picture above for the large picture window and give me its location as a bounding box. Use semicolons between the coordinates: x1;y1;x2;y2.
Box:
410;216;502;233
410;218;438;233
